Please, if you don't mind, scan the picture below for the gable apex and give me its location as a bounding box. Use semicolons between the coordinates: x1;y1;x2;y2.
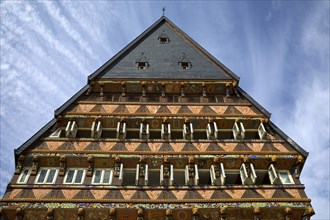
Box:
88;16;240;81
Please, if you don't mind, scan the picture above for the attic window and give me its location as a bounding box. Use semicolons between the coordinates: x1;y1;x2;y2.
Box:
136;52;149;69
158;30;169;44
178;53;191;70
138;62;148;69
181;62;189;69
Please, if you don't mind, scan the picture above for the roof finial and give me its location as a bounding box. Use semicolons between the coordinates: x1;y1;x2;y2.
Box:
162;7;166;16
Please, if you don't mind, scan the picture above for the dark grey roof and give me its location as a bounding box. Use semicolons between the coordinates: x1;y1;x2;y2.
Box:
89;16;240;81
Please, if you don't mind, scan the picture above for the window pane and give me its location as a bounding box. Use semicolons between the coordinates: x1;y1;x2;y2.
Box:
46;169;56;183
279;172;291;184
66;170;75;183
18;169;29;183
74;170;83;183
37;169;47;183
103;170;111;184
94;170;102;184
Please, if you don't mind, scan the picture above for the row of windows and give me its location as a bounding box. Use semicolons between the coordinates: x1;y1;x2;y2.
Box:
50;121;267;141
17;164;294;186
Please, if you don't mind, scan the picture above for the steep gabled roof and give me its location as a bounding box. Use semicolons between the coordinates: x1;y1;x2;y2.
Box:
88;16;240;81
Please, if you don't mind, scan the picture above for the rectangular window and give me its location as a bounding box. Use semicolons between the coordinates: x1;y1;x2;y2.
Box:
64;169;86;184
17;168;31;184
35;168;58;184
92;169;113;185
278;171;294;184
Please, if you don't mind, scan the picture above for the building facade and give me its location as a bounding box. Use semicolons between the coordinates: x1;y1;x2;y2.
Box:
0;16;314;220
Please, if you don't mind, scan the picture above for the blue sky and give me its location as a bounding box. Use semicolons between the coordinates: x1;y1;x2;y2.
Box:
1;1;329;219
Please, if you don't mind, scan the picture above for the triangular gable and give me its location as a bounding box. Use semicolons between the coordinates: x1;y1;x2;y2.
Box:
89;16;239;81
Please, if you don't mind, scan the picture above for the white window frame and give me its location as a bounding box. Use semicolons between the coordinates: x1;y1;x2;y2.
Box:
233;122;240;140
35;168;59;184
92;169;113;185
194;164;199;185
91;121;102;139
240;163;257;185
268;164;279;184
278;170;294;184
161;123;171;139
139;123;150;140
135;164;140;185
183;123;194;140
17;167;31;184
220;163;226;185
63;169;86;184
258;123;267;139
65;121;78;138
169;164;174;185
116;122;126;139
206;122;218;139
210;165;216;186
119;163;124;184
239;122;245;140
160;165;164;185
184;165;189;185
50;128;62;138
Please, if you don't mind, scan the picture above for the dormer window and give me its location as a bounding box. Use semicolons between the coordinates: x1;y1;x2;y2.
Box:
160;37;168;44
178;53;191;70
137;62;148;69
181;62;189;69
158;30;169;44
136;52;149;69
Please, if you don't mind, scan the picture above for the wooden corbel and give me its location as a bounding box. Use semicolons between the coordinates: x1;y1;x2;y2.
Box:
202;83;207;97
137;208;144;220
188;156;195;178
294;155;304;179
15;155;25;174
86;83;93;95
220;208;227;220
121;82;126;97
270;155;277;165
59;155;67;176
139;156;147;177
77;208;85;220
31;156;39;176
15;207;23;220
165;209;172;220
180;83;185;97
141;82;147;97
161;83;166;97
253;207;261;220
302;207;314;219
99;83;104;97
46;208;54;220
192;208;199;220
163;156;170;178
284;207;292;220
87;156;94;177
114;156;121;177
213;156;221;178
109;208;116;220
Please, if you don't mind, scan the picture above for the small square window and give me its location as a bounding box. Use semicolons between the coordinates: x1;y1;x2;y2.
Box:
35;168;58;184
92;169;113;185
181;62;189;70
278;171;294;184
138;62;148;69
160;37;168;44
64;169;86;184
17;168;31;184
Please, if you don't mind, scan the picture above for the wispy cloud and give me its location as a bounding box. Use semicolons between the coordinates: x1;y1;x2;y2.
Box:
0;2;329;219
